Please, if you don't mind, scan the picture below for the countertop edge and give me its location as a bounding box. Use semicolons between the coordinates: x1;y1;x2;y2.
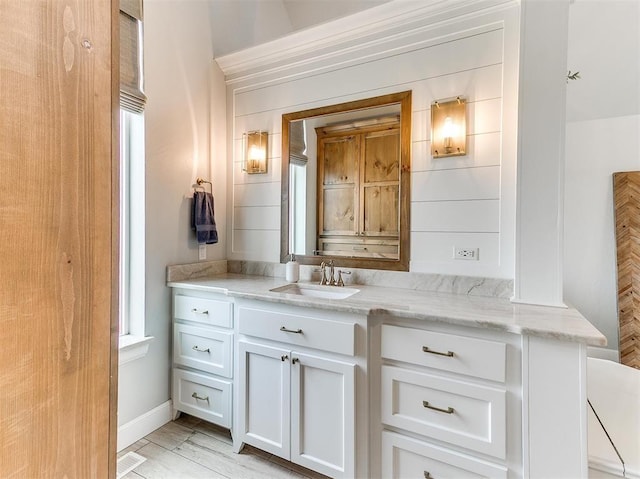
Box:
167;276;607;347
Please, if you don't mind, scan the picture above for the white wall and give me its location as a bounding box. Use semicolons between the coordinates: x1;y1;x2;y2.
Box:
563;0;640;352
118;0;227;427
224;4;520;280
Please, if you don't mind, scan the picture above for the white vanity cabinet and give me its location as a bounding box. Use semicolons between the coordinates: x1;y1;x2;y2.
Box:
167;275;600;478
170;288;234;429
234;299;366;479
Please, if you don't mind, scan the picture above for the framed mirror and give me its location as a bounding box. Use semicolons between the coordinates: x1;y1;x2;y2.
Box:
280;91;412;271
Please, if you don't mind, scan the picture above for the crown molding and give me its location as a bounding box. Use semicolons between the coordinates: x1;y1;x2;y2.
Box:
215;0;518;83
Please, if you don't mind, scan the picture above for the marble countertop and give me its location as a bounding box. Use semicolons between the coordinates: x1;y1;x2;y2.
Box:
168;273;607;346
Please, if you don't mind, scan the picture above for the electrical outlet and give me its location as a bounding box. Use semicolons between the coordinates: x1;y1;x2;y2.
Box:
454;247;479;260
198;244;206;261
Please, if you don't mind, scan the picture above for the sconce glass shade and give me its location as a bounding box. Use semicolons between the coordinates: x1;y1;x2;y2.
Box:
243;130;268;174
431;97;467;158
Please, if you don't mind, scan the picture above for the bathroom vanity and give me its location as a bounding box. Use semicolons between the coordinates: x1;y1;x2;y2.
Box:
168;273;605;479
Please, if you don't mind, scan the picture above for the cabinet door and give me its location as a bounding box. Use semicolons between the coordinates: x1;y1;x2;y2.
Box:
318;135;359;236
361;129;400;237
238;341;291;458
290;352;356;478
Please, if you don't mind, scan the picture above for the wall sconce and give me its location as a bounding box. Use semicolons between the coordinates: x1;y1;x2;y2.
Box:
243;130;268;174
431;97;467;158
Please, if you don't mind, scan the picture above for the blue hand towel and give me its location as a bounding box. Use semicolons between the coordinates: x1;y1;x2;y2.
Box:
192;191;218;245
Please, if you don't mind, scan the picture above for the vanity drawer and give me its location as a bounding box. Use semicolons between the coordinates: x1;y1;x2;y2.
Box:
319;238;399;259
381;324;506;382
172;369;232;428
238;306;355;356
173;323;233;378
382;431;507;479
381;365;506;459
174;294;233;328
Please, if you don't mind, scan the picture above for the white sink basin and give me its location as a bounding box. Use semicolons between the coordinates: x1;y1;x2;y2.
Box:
270;283;360;300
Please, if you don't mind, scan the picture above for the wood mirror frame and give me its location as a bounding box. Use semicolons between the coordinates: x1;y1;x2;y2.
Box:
280;91;412;271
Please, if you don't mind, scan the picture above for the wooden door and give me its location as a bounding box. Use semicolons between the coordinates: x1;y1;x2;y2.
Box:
0;1;118;477
237;341;291;458
290;352;355;478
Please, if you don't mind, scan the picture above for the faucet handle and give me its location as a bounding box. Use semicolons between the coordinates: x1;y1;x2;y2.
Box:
337;270;351;287
319;261;328;285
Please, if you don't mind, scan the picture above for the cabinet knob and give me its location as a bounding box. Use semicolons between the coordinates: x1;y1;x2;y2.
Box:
424;472;434;479
292;357;299;364
281;355;288;362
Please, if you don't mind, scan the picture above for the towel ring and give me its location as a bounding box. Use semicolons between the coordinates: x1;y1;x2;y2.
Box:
195;177;212;195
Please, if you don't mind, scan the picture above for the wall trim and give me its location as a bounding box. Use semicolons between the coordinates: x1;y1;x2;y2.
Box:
215;0;518;82
117;400;172;452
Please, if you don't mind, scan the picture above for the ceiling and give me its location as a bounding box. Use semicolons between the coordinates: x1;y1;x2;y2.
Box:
208;0;391;58
203;0;639;122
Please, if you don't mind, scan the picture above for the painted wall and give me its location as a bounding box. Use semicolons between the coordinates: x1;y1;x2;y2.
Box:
564;0;640;352
225;5;520;280
118;0;227;426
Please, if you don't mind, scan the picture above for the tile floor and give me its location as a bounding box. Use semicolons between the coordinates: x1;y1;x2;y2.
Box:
118;414;330;479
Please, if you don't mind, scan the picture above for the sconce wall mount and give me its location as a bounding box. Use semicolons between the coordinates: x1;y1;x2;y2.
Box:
431;97;467;158
243;130;268;174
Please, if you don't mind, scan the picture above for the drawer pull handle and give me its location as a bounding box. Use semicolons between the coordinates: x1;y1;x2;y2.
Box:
281;355;288;362
280;326;303;334
423;400;454;414
191;308;209;315
292;357;299;364
422;346;454;357
192;392;209;403
192;345;210;353
424;472;434;479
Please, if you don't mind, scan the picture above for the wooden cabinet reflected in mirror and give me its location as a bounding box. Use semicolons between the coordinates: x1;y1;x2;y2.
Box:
281;91;411;271
317;117;400;260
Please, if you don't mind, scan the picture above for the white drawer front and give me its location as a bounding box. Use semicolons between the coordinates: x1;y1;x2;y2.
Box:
173;323;233;378
381;365;506;459
381;324;506;382
238;306;355;356
382;431;507;479
172;369;232;428
174;294;232;328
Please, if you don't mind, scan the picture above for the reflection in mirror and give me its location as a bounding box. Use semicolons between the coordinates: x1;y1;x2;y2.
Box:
281;91;411;271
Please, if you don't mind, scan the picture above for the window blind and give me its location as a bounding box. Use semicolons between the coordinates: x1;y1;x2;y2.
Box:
289;121;308;165
120;0;146;113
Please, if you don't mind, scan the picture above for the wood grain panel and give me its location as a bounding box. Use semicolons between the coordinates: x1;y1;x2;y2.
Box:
613;171;640;369
0;1;118;476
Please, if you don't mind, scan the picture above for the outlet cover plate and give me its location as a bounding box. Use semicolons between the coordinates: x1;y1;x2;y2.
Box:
454;247;479;260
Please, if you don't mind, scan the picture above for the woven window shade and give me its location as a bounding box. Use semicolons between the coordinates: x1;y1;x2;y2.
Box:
289;121;308;165
120;0;146;113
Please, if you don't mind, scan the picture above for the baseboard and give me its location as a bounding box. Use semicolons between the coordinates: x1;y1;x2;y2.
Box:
117;400;172;452
587;346;619;362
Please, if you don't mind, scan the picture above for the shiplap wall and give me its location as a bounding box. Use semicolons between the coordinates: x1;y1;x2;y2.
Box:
227;7;519;279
